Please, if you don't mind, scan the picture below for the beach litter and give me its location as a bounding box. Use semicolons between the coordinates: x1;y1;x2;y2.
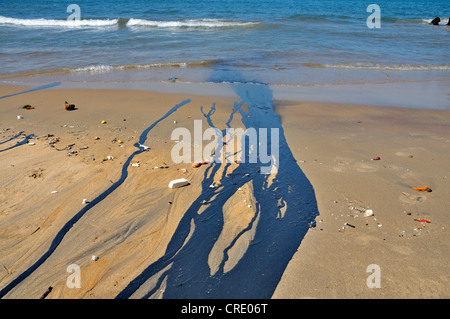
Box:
168;178;190;189
153;164;169;169
82;198;90;204
414;218;431;223
139;144;150;151
51;190;58;194
191;160;210;168
131;162;140;167
92;255;99;261
39;286;53;299
371;156;381;161
17;115;23;119
412;186;432;192
22;104;35;110
64;101;76;111
101;120;107;124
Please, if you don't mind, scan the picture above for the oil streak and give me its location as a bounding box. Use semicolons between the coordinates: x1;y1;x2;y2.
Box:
0;99;190;298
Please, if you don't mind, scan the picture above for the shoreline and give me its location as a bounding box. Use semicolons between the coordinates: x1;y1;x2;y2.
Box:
0;83;449;298
2;69;450;110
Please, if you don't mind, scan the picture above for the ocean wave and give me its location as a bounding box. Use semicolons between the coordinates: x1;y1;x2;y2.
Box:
303;62;450;71
422;17;449;25
126;18;260;28
72;61;220;73
0;15;259;29
0;60;222;79
0;15;118;28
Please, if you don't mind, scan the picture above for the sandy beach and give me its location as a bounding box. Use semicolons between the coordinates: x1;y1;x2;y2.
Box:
0;83;449;299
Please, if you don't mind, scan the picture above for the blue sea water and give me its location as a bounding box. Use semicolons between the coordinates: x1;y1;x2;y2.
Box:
0;0;449;93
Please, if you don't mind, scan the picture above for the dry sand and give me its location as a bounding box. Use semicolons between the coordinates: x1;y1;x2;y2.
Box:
0;84;449;298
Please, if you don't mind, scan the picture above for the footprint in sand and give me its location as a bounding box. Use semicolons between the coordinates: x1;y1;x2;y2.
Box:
330;157;379;173
400;191;426;205
395;147;426;158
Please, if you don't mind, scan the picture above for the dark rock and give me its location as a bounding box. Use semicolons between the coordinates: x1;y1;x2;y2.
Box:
430;17;440;25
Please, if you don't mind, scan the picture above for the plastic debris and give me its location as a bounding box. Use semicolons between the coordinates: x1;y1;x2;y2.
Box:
371;156;381;161
92;255;99;261
64;101;75;111
192;160;210;168
168;178;190;189
412;186;432;192
22;104;35;110
139;144;150;150
17;115;23;119
101;120;107;124
414;219;431;223
51;190;58;194
131;162;140;167
39;286;53;299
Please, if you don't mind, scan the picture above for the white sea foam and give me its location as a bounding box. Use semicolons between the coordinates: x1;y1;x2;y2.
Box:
126;18;259;28
0;15;118;28
0;15;259;29
73;65;116;72
422;17;449;25
305;62;450;72
71;61;211;73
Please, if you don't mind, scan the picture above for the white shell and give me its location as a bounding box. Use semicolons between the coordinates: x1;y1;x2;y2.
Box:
364;209;374;217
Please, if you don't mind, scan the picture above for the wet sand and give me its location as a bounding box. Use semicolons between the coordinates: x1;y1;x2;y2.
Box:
0;84;449;298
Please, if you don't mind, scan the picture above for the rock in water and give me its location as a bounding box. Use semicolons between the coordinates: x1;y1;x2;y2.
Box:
430;17;440;25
